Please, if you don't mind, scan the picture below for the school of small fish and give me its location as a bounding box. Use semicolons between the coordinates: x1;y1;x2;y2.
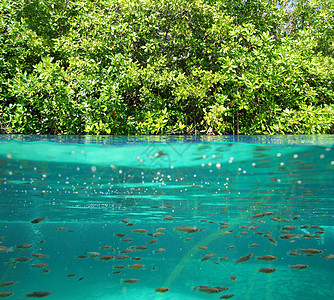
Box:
0;211;332;299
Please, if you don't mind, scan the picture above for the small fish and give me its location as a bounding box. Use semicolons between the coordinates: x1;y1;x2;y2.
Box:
98;255;115;261
201;254;214;261
56;227;66;231
236;254;253;263
289;250;301;256
112;271;121;274
301;225;311;229
249;243;259;248
197;246;208;250
155;287;170;293
115;255;129;260
26;291;51;298
162;216;175;220
131;257;142;261
226;245;235;250
31;263;48;268
256;255;277;262
154;248;166;254
0;292;14;298
177;226;204;234
156;228;165;231
251;212;273;218
0;246;13;253
31;218;45;224
66;274;77;277
126;223;134;226
282;226;297;230
326;254;334;260
195;286;226;294
114;233;126;238
113;265;126;269
240;232;249;235
78;277;84;281
290;264;308;269
16;244;33;249
14;257;32;263
300;248;323;255
120;248;132;254
220;295;235;299
268;238;277;246
230;275;236;282
302;234;314;239
100;245;112;250
147;239;158;245
123;278;139;284
32;253;48;258
121;219;129;223
129;264;144;269
88;252;100;257
43;268;50;274
121;238;133;242
279;234;299;240
249;226;260;230
220;256;229;261
136;246;149;251
150;232;165;237
132;229;148;233
258;268;277;273
75;255;87;259
0;281;19;287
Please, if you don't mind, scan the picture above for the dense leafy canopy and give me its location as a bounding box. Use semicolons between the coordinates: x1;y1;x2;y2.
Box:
0;0;333;134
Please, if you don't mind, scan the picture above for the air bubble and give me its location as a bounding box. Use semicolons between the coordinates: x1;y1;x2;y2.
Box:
320;154;325;159
293;154;298;159
91;166;97;172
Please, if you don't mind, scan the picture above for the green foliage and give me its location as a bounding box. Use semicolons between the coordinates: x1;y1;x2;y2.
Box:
0;0;333;135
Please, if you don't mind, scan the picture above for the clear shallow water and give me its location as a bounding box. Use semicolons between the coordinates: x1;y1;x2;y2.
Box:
0;135;334;300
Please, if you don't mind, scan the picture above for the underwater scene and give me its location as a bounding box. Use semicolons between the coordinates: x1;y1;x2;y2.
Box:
0;135;333;300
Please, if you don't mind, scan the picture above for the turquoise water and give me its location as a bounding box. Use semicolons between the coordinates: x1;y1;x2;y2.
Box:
0;135;334;300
